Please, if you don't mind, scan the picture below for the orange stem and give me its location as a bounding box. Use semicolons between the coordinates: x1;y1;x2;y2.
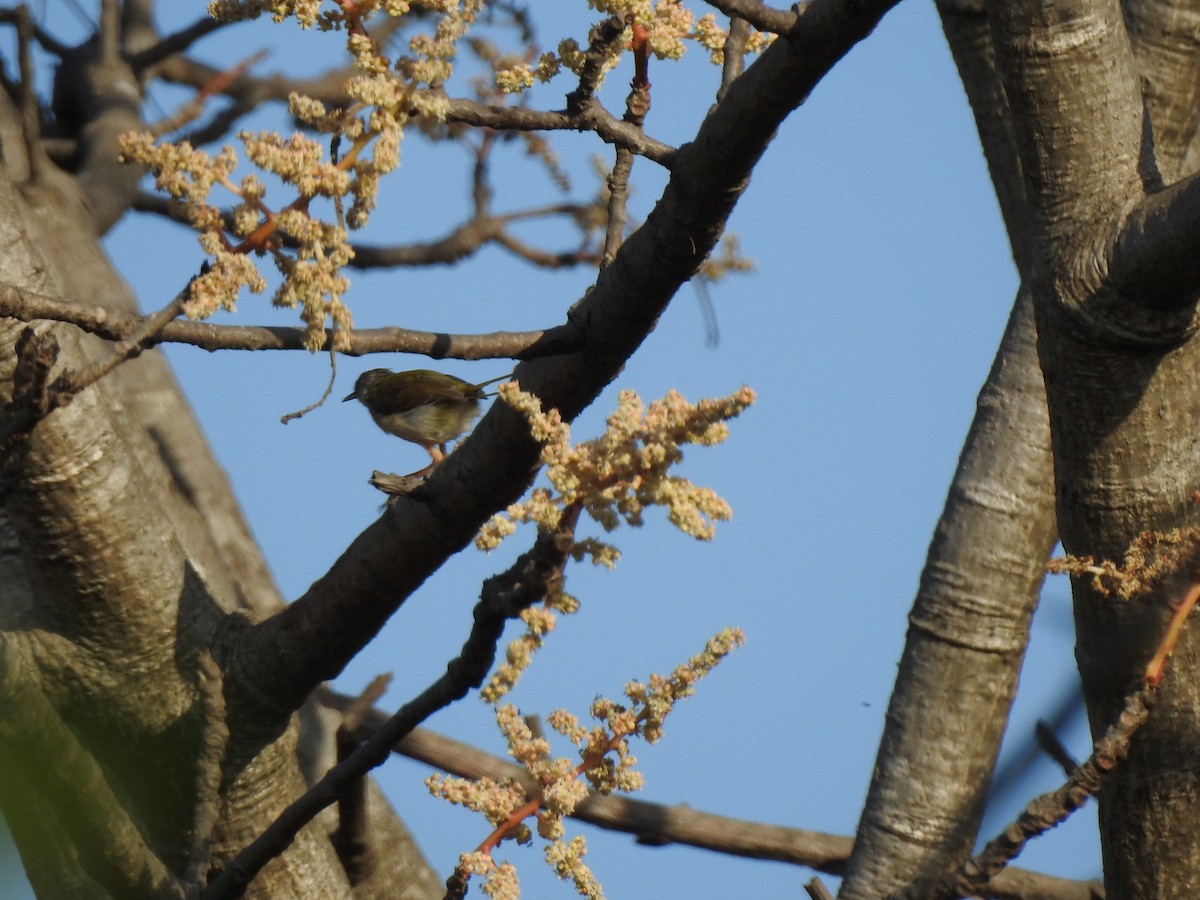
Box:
1144;577;1200;686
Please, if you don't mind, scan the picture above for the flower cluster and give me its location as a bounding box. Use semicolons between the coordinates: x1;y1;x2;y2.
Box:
474;384;752;700
489;1;776;94
478;383;755;552
430;629;744;898
131;2;765;349
1049;525;1200;600
127;1;485;349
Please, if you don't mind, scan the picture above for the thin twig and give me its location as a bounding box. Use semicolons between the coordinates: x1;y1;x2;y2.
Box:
201;517;579;899
279;346;337;425
717;16;752;103
151;50;270;137
1144;576;1200;685
566;16;628;110
134;190;599;269
945;685;1156;899
0;282;582;359
444;95;676;167
52;286;189;396
128;13;229;70
805;877;836;900
601;24;651;268
1035;719;1079;776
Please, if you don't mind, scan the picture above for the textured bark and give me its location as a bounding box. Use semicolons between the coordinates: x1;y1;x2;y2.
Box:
986;0;1200;894
840;0;1057;891
0;89;440;899
839;290;1055;899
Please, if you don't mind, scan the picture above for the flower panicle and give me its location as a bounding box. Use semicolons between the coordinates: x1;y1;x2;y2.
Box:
437;628;743;899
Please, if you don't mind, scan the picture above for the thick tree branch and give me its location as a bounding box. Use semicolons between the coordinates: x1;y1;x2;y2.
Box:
988;0;1147;240
1124;0;1200;182
987;0;1200;895
1109;174;1200;318
839;288;1056;899
936;0;1031;276
234;0;906;716
127;13;227;70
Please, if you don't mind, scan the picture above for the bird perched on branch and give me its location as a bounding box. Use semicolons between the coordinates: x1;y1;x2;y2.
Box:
343;368;511;477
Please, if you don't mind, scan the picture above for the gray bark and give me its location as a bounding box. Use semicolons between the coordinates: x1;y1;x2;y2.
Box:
0;87;441;899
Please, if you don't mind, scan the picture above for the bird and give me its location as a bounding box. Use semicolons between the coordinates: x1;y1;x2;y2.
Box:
343;368;511;477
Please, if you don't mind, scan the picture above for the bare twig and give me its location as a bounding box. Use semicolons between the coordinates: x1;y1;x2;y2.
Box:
1035;719;1079;776
0;282;582;359
128;13;229;70
151;50;270;137
945;686;1156;899
134;191;600;269
279;342;338;425
1144;576;1200;686
444;96;676;167
717;16;753;103
340;675;392;736
201;518;579;899
567;16;628;108
805;877;836;900
51;286;188;396
331;675;392;885
601;25;651;268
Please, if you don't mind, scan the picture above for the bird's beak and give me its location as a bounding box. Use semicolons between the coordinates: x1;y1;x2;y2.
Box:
342;391;357;402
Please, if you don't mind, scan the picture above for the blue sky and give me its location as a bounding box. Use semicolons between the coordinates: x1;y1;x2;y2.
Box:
0;3;1099;896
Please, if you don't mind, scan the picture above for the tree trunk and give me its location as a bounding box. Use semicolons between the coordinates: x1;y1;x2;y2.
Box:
0;89;440;900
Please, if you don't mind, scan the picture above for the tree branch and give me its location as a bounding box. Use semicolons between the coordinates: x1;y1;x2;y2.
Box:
946;686;1155;899
839;288;1056;899
0;282;582;359
1124;0;1200;182
443;95;677;167
204;518;577;898
234;0;906;718
127;13;228;70
0;639;186;900
704;0;800;35
132;191;602;270
312;698;1106;900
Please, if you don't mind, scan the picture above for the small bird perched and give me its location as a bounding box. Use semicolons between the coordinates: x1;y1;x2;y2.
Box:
343;368;511;477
